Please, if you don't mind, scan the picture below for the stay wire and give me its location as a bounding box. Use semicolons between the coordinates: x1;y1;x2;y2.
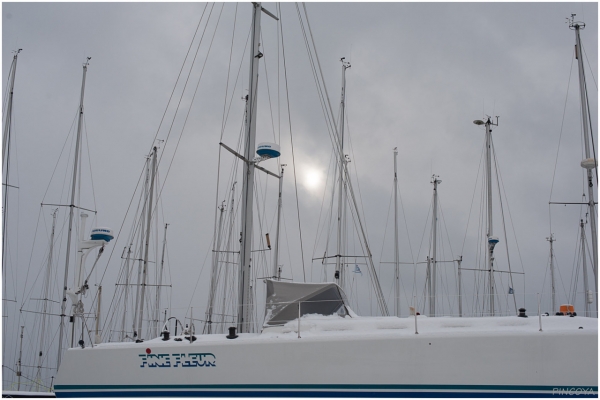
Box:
548;55;574;234
491;139;518;313
281;5;306;281
100;7;210;325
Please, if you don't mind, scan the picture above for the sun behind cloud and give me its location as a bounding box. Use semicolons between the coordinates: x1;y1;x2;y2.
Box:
302;167;324;194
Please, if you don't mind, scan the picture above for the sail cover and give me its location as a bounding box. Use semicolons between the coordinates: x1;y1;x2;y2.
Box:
263;280;350;327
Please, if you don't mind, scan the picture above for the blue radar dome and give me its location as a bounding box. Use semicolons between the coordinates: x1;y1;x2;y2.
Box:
256;142;281;159
91;227;114;242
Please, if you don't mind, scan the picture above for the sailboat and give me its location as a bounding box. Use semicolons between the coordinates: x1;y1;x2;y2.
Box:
547;14;598;318
53;4;597;397
3;58;114;397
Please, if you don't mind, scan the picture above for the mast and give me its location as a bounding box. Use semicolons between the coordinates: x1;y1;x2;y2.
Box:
474;117;499;316
155;223;168;337
429;175;441;316
136;146;158;339
237;2;262;334
485;118;494;316
546;234;557;314
335;58;351;291
2;48;21;278
16;325;24;391
580;220;590;317
2;52;22;368
58;57;90;369
393;149;400;316
206;204;225;334
120;245;132;341
95;285;102;344
132;156;150;340
457;256;463;317
570;15;598;314
36;209;58;389
273;165;286;279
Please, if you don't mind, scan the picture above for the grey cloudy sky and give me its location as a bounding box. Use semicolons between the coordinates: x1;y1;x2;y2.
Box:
2;1;598;389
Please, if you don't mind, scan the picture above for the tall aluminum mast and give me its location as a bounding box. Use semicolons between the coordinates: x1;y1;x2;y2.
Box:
36;209;58;389
335;58;351;291
136;146;158;339
2;48;21;277
580;220;590;317
393;149;400;316
58;58;91;369
237;2;278;333
546;234;557;314
474;116;499;316
155;223;169;336
273;165;286;279
428;175;441;317
2;48;21;371
569;15;598;314
206;204;225;334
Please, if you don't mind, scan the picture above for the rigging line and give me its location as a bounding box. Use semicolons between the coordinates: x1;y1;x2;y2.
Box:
569;224;582;305
577;39;598;187
460;138;486;256
491;139;518;313
554;239;569;307
156;3;215;171
19;206;49;310
40;112;78;202
416;193;433;274
143;5;226;302
494;144;525;274
259;29;278;144
2;364;53;391
312;151;336;281
96;155;153;325
280;6;306;281
221;25;251;144
344;107;372;244
299;3;343;154
437;197;455;259
581;41;598;91
583;73;598;187
2;56;16;111
148;2;209;157
398;168;415;264
220;3;239;138
156;2;220;185
82;117;98;214
377;182;394;269
344;165;388;315
549;55;575;234
276;4;282;147
293;5;336;152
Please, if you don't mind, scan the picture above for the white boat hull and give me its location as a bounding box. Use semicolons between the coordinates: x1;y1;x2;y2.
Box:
54;316;598;397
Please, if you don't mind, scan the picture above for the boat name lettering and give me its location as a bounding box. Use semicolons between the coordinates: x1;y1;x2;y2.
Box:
139;352;216;368
552;388;596;396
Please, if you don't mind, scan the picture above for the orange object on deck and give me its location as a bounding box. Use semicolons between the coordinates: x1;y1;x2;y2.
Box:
559;304;575;314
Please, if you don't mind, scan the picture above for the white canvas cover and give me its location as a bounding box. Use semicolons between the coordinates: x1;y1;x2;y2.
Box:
263;280;350;327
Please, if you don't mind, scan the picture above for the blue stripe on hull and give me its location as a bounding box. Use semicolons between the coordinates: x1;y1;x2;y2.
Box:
54;385;599;398
55;391;599;398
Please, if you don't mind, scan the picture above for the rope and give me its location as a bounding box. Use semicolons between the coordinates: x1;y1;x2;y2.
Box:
548;55;575;234
281;5;306;281
491;138;518;313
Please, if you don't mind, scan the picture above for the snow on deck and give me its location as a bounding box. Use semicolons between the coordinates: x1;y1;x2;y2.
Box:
88;314;597;350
